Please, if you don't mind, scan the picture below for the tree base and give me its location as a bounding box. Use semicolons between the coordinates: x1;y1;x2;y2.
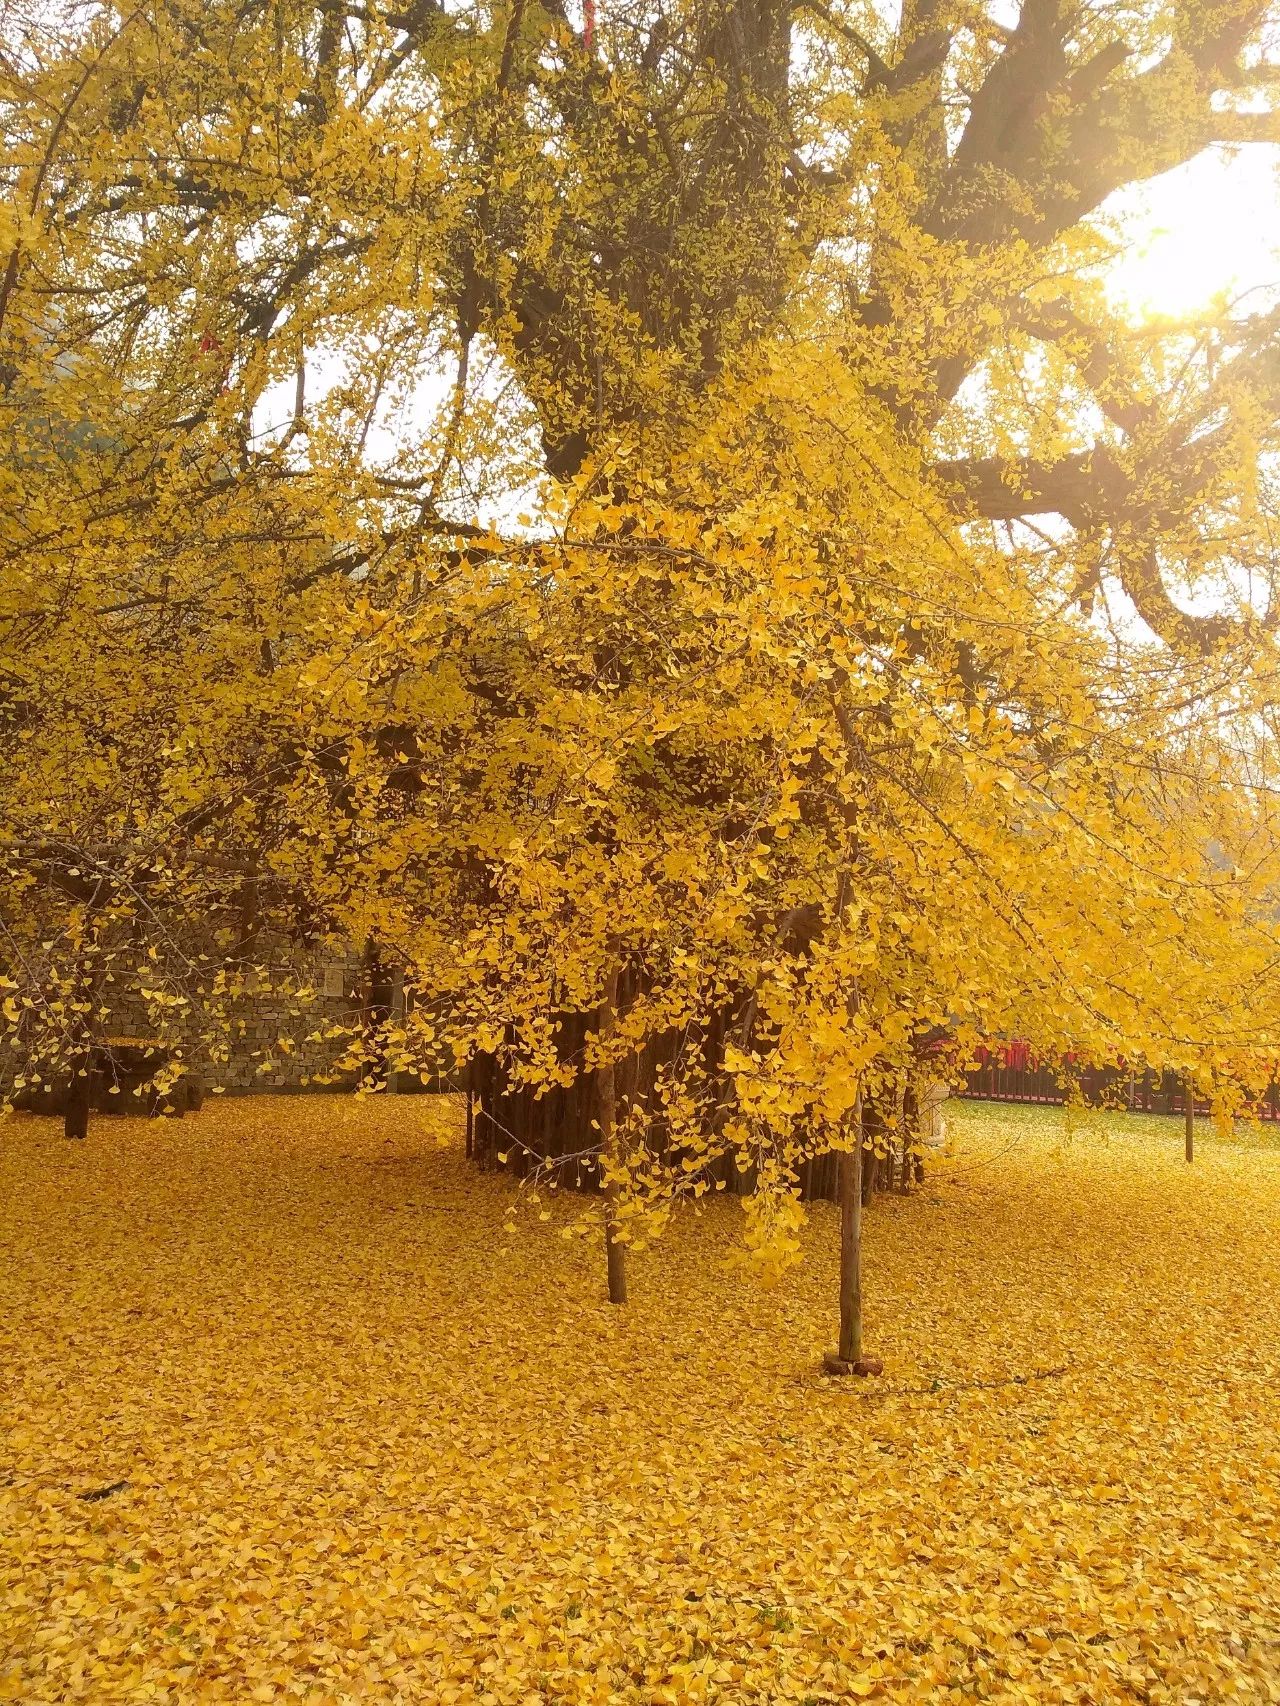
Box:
823;1353;884;1377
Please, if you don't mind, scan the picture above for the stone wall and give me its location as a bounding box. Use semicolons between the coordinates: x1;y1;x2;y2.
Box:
208;968;362;1093
101;952;370;1097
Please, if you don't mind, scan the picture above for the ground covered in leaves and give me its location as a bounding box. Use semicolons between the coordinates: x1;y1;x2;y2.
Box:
2;1097;1279;1705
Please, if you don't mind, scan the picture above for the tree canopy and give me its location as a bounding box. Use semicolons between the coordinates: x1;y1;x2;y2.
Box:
5;0;1280;1263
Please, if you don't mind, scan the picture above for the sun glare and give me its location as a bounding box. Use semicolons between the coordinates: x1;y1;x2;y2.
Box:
1106;146;1280;320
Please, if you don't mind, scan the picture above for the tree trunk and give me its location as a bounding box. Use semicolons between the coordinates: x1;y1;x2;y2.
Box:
472;989;862;1204
597;968;627;1305
63;1052;91;1140
1185;1074;1194;1164
388;966;406;1093
837;1092;863;1362
465;1062;475;1159
361;941;394;1089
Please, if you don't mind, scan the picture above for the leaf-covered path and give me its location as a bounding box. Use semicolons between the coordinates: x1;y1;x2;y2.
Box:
2;1099;1279;1704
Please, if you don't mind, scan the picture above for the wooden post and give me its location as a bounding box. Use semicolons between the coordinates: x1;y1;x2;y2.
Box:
361;941;393;1090
63;1006;94;1138
823;1090;884;1376
838;1091;863;1362
1184;1074;1194;1164
64;1054;91;1141
388;966;405;1094
598;967;627;1305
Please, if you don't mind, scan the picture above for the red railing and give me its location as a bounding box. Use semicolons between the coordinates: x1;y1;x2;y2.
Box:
958;1044;1280;1121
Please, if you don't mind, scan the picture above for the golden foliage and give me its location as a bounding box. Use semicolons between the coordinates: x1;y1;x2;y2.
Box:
6;0;1280;1242
2;1095;1278;1704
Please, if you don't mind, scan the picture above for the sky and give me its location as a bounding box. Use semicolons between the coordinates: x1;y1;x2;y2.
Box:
1106;143;1280;320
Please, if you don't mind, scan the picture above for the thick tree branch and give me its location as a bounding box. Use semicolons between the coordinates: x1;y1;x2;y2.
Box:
932;448;1120;522
1012;301;1157;437
1209;109;1280;142
932;435;1268;654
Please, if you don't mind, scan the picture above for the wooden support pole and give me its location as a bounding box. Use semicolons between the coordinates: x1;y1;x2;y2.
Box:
64;1057;90;1141
63;1007;94;1138
1184;1074;1194;1164
824;1091;885;1376
598;967;627;1305
838;1090;864;1363
388;966;405;1094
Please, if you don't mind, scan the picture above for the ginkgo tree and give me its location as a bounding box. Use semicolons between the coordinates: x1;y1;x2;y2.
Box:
5;0;1280;1356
